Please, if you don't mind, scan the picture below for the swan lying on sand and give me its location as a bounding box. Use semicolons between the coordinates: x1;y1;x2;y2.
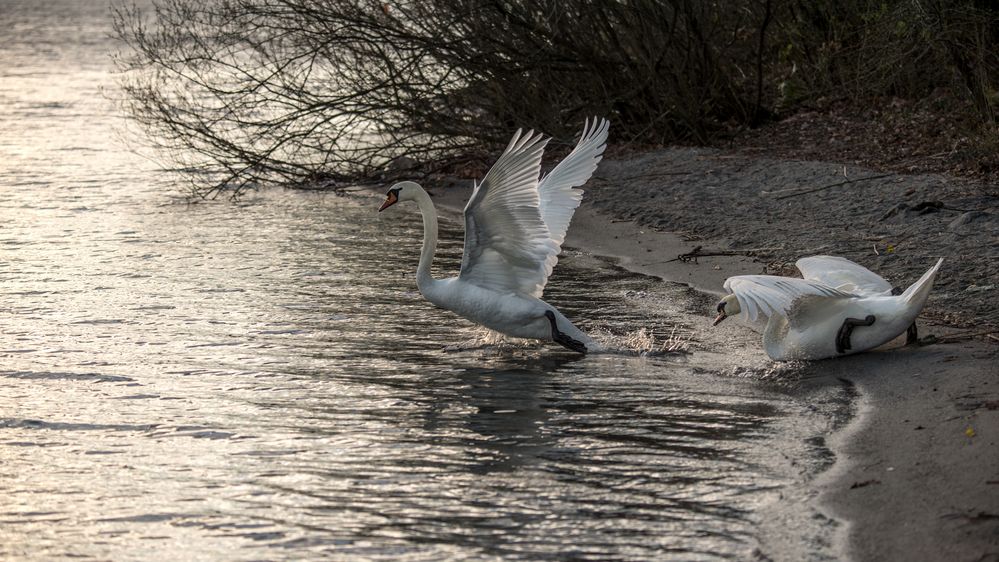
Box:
378;118;609;353
713;256;943;361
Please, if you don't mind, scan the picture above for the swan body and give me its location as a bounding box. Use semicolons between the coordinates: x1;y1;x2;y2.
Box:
420;276;591;343
379;118;609;352
714;256;943;361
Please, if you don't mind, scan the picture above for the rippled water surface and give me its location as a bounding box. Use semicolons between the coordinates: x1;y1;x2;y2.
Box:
1;2;846;560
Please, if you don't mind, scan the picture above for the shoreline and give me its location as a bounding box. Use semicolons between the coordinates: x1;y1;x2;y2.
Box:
569;197;996;560
404;148;999;560
580;146;998;561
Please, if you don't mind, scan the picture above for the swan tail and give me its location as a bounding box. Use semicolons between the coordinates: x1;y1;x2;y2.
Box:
900;258;944;306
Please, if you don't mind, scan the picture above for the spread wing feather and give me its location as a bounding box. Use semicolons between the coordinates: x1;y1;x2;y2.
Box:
724;275;857;324
458;120;607;298
532;118;609;291
537;117;609;249
458;130;558;297
795;255;893;296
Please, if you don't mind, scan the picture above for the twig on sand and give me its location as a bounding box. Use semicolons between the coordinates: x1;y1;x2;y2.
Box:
657;245;783;264
594;171;691;183
919;329;999;345
766;173;894;201
879;201;976;221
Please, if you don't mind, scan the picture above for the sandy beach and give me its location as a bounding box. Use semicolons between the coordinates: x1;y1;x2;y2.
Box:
410;145;999;561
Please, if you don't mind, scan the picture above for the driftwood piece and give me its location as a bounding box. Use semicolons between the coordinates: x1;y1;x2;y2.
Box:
766;173;895;201
593;171;692;183
918;329;999;345
661;245;784;264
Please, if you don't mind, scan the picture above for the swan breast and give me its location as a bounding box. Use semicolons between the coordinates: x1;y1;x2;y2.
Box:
422;278;551;340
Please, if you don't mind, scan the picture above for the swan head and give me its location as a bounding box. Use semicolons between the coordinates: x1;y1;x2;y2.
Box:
712;294;740;326
378;181;422;212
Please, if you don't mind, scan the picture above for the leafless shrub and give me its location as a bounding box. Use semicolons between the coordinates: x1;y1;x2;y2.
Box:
778;0;999;124
112;1;997;198
112;0;776;197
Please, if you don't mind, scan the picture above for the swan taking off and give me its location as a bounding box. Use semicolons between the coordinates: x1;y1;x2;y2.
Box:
713;256;943;361
378;118;610;353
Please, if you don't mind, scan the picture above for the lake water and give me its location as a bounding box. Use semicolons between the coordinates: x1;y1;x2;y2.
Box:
0;1;849;560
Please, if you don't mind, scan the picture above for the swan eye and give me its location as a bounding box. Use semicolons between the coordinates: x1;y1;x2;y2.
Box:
716;301;726;313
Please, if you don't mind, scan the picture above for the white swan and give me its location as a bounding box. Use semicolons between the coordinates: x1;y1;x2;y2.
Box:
377;118;609;353
713;256;943;360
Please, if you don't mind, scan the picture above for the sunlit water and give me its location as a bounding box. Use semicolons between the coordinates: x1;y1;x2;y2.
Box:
0;1;849;560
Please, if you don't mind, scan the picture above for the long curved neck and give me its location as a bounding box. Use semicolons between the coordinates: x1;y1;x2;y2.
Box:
411;187;439;292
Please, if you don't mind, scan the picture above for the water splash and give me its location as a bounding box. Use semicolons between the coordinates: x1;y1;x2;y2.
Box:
441;325;692;357
726;360;810;383
586;325;692;356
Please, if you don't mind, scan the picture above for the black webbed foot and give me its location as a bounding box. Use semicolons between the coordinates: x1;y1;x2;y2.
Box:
544;310;587;354
836;314;876;354
891;288;919;346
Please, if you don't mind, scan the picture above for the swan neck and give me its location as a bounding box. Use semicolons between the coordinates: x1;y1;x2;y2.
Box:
413;188;438;291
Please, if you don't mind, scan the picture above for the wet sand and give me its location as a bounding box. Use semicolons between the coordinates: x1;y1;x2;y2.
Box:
406;147;999;560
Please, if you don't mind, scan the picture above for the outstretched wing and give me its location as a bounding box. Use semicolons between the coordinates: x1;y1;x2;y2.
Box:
795;255;893;296
724;275;857;324
458;129;559;298
537;117;609;249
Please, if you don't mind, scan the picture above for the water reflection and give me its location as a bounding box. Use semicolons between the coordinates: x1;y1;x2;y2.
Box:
0;136;835;562
0;1;844;560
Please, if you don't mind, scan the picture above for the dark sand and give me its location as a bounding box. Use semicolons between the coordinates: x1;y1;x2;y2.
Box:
396;144;999;560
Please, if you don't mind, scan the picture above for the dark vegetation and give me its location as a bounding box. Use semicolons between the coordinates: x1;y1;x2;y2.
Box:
112;0;999;197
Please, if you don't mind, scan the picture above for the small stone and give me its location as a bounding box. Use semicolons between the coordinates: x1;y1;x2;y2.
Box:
949;211;993;231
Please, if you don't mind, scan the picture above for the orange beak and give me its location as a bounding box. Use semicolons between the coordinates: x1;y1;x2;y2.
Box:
378;191;398;212
712;312;727;326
